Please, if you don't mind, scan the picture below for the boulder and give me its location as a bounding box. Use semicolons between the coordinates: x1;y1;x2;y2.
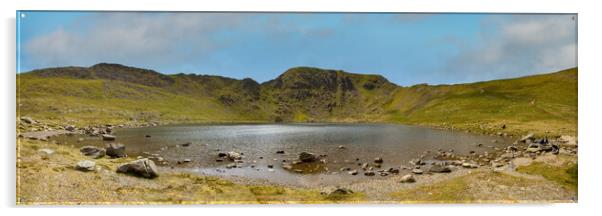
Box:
429;164;451;173
38;148;54;160
400;174;416;183
298;152;317;162
105;143;126;158
80;146;106;159
226;151;242;161
75;160;96;172
116;158;159;178
102;134;116;141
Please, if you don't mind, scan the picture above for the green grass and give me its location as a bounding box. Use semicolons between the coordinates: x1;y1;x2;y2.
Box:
516;161;578;191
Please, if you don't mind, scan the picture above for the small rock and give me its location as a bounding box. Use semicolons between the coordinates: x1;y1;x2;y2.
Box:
348;170;358;175
80;146;106;159
387;168;400;174
145;135;151;138
400;174;416;183
75;160;96;172
337;145;346;149
181;142;191;147
328;187;353;196
267;164;274;168
226;151;242;161
429;164;451;173
38;148;54;160
102;134;116;141
276;150;285;154
412;169;424;174
374;157;384;163
298;152;317;162
462;163;479;168
364;171;375;176
21;116;35;124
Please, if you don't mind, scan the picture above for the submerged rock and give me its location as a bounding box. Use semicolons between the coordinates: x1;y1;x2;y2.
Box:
116;158;159;178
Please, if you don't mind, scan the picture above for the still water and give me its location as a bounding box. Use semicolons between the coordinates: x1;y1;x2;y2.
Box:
53;123;512;186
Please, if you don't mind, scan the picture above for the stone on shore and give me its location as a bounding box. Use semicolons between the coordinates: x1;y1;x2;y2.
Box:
226;151;242;161
412;168;424;174
75;160;96;172
400;174;416;183
105;143;126;158
116;158;159;178
102;134;116;141
374;157;384;163
20;116;35;124
298;152;317;162
80;146;106;159
38;148;54;160
327;187;354;196
462;162;479;169
429;164;451;173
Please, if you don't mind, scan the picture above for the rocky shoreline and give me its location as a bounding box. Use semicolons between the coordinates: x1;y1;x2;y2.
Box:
17;116;578;202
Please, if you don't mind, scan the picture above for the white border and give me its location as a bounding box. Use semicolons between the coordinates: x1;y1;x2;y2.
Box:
2;0;601;215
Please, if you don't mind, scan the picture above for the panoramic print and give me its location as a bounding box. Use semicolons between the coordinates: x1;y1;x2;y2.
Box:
16;12;578;204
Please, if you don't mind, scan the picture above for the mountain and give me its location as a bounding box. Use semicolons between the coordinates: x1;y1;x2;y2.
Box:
16;63;578;136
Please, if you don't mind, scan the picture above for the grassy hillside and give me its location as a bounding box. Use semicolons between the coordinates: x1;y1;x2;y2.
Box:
17;64;577;136
385;68;578;136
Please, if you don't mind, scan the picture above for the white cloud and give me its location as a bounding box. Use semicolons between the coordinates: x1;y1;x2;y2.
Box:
23;13;251;71
444;14;577;82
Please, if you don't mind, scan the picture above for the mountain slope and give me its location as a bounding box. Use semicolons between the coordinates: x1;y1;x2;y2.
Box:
16;64;577;136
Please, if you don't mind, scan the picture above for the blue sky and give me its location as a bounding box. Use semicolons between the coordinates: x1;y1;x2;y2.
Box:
17;12;577;86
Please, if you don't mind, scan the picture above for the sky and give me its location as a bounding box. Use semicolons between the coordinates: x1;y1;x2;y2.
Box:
16;12;577;86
